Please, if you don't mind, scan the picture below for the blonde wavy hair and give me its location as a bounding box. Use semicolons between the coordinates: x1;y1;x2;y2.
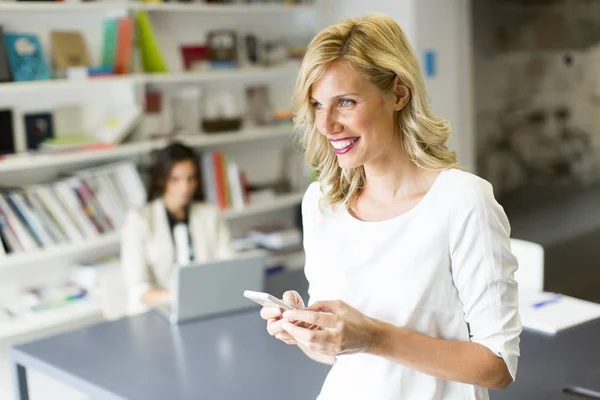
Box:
292;13;458;209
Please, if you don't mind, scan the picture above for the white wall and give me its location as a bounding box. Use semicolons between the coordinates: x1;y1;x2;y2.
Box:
413;0;475;172
314;0;475;172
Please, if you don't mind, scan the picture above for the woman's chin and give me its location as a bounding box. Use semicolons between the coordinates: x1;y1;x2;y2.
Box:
337;157;362;170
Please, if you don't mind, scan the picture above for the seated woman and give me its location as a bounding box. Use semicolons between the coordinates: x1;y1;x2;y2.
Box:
121;142;234;314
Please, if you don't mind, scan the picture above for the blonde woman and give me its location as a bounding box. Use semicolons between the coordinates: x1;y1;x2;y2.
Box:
259;13;521;400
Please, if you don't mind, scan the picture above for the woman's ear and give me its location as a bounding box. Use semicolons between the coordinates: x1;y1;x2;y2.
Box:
393;76;411;111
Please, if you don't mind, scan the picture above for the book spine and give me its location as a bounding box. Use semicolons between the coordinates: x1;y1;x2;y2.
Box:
36;186;84;242
0;193;38;251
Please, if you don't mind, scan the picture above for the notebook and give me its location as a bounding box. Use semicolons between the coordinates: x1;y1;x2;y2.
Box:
519;290;600;335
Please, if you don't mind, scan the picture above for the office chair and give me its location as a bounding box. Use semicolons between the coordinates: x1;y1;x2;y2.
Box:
510;238;545;292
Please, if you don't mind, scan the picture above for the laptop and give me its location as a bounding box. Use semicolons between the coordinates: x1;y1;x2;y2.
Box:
157;251;267;325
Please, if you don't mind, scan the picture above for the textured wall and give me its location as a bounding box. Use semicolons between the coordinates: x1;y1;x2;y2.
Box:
474;0;600;196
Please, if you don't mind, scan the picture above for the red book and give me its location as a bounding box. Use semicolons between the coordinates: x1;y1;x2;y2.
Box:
115;17;133;75
239;171;250;206
212;152;227;210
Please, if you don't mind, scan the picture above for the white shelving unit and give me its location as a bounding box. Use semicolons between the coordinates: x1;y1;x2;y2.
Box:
0;190;305;270
0;124;294;173
0;1;314;367
0;62;300;94
0;1;314;13
0;300;103;342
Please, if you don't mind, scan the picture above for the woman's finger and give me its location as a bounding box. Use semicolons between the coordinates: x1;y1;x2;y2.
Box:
275;333;296;345
282;290;304;309
267;318;287;336
282;321;330;344
283;309;337;329
305;300;346;314
260;306;282;320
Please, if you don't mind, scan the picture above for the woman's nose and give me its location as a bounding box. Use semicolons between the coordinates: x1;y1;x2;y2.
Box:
318;110;343;136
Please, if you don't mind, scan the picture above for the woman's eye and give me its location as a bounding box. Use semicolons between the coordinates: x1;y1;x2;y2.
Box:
340;99;355;107
312;102;323;110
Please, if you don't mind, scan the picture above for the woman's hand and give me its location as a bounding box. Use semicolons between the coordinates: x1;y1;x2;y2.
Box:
281;300;382;356
260;290;305;345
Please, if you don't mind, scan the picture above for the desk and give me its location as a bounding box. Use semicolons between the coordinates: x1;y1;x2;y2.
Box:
11;271;600;400
490;318;600;400
10;271;331;400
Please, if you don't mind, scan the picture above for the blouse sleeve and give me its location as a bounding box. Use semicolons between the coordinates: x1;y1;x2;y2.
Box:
448;177;522;381
302;182;326;307
120;209;152;315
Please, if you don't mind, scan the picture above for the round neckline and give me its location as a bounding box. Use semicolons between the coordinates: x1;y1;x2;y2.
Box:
343;169;449;225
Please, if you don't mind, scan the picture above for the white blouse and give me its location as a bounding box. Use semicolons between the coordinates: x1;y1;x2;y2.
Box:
302;169;521;400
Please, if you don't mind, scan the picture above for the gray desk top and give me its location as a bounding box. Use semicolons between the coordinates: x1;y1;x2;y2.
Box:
491;318;600;400
11;271;600;400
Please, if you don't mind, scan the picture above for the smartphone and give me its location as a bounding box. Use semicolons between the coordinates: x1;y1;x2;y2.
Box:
243;290;295;311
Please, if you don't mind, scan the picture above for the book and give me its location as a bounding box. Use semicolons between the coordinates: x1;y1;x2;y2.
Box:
0;109;14;155
23;112;54;150
101;18;118;70
93;104;141;144
519;290;600;335
136;11;168;73
115;17;133;75
50;31;89;71
0;193;38;251
0;202;24;253
3;32;51;81
25;188;68;244
34;185;84;242
0;26;12;82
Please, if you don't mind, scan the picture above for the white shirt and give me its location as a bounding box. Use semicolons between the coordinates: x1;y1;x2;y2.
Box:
302;169;521;400
121;199;234;315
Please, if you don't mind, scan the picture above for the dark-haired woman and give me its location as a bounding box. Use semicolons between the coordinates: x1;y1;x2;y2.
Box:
121;142;234;314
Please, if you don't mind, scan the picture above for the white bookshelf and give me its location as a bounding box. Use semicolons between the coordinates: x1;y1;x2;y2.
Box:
0;300;103;341
142;62;300;85
0;232;121;270
0;1;315;13
0;62;300;95
222;191;304;220
0;191;305;270
0;124;294;173
0;1;128;11
132;2;315;13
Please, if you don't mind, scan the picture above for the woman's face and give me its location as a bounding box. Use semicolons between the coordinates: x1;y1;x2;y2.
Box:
311;60;408;170
163;160;198;209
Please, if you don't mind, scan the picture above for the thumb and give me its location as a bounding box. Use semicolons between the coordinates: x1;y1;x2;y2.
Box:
283;291;304;309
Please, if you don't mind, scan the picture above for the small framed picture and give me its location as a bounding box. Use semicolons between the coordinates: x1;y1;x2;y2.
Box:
24;112;54;150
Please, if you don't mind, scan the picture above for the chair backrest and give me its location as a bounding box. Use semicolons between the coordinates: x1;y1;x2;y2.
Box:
510;238;545;292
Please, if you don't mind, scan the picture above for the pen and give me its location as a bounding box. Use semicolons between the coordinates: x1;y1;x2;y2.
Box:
532;294;562;309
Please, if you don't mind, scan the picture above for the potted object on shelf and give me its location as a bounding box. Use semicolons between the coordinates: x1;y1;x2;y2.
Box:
202;90;242;133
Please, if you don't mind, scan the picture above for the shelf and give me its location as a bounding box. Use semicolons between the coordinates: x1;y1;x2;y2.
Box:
141;62;300;84
0;300;103;341
0;1;129;11
0;124;294;174
0;192;304;270
0;232;121;270
0;1;314;12
0;63;299;94
132;2;315;13
222;191;304;219
0;75;138;95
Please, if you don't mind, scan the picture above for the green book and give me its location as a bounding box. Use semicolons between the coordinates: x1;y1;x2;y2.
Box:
136;11;168;73
101;18;118;70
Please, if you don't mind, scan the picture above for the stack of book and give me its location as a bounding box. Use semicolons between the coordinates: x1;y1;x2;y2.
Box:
201;151;250;211
0;162;146;257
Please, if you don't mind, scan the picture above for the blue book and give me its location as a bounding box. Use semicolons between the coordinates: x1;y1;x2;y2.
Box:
3;33;51;82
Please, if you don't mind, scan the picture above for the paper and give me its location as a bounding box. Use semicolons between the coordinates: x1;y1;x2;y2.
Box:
519;290;600;335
